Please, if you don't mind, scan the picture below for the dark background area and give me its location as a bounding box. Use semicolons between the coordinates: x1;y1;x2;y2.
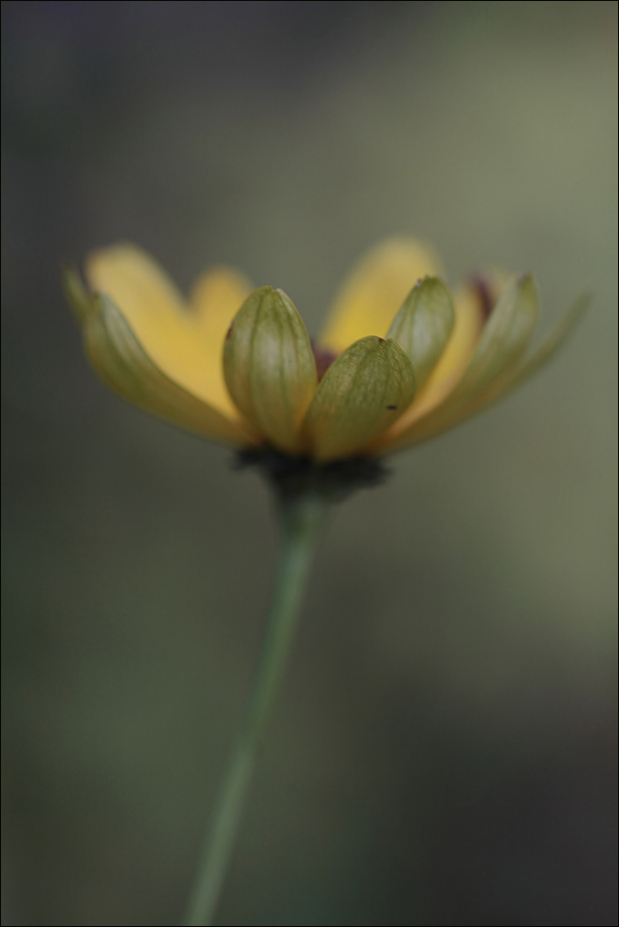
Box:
2;2;617;925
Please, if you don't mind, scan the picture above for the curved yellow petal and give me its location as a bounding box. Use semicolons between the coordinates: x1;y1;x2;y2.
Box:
85;244;249;420
86;241;185;315
386;276;456;389
223;287;318;454
383;276;487;437
380;274;540;452
78;288;257;446
452;274;539;399
304;336;416;462
378;289;587;454
188;267;253;415
487;288;590;399
319;237;443;354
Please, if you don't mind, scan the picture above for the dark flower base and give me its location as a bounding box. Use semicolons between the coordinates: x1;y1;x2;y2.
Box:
234;446;390;504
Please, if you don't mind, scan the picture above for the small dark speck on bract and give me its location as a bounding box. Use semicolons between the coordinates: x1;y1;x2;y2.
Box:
387;405;397;410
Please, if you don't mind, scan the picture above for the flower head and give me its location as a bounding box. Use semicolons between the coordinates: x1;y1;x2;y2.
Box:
64;239;587;462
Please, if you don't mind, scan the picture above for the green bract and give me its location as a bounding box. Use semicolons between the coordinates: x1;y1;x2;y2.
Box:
223;287;317;454
387;276;455;389
304;336;416;462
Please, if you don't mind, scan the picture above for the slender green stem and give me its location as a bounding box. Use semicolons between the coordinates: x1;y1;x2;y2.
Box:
183;492;330;927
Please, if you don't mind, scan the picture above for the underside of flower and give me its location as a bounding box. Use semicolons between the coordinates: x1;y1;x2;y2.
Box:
235;446;390;504
63;237;588;465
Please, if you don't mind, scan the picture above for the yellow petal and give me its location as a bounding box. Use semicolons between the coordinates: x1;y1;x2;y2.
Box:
223;287;318;454
384;276;487;435
85;244;248;420
381;274;540;452
86;241;185;315
319;238;443;354
386;276;455;389
488;288;591;399
304;336;416;462
81;291;256;446
382;287;587;453
188;266;253;415
451;274;539;400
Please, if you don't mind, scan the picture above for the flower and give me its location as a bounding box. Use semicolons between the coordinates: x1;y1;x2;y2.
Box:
63;238;587;462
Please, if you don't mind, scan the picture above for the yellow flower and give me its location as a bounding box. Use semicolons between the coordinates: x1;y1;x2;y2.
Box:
63;238;586;462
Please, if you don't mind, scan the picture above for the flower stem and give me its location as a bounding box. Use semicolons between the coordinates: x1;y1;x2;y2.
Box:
183;491;330;927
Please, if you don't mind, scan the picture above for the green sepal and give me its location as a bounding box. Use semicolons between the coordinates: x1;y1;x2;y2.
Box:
223;286;317;453
385;280;588;453
304;335;416;461
387;276;455;388
452;273;539;403
383;274;539;451
497;287;591;396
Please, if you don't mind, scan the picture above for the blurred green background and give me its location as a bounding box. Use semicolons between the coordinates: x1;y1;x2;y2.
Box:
2;2;617;925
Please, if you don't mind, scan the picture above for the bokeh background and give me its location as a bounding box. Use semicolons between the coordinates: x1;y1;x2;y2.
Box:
2;2;617;925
